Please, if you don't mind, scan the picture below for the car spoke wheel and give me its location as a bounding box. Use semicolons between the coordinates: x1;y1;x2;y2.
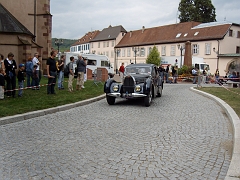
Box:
106;95;116;105
144;89;152;107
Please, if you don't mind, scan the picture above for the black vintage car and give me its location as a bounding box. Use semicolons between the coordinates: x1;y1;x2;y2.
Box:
104;63;163;107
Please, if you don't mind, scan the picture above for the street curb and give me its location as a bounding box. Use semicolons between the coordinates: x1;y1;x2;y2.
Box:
0;94;106;126
190;87;240;180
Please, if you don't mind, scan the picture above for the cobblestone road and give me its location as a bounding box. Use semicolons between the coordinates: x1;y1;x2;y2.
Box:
0;84;233;180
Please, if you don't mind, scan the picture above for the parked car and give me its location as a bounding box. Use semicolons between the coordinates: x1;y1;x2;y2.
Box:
104;63;163;107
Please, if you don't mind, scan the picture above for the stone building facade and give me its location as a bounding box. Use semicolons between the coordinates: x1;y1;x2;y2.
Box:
0;0;52;74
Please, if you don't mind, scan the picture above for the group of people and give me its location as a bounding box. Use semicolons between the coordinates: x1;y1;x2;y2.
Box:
157;65;172;83
0;52;41;99
0;51;87;100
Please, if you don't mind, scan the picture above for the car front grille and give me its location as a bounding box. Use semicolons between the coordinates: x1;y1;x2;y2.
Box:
123;76;135;93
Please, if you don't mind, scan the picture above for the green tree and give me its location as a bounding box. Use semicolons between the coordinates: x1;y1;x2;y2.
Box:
178;0;216;23
146;46;160;66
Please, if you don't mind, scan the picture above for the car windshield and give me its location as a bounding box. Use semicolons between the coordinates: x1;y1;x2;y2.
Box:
125;66;151;75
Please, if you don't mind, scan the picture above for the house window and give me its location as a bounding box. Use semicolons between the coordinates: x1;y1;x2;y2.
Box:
111;50;114;58
193;44;199;55
98;42;100;48
122;49;125;57
91;43;93;48
170;45;176;56
106;51;109;57
78;46;80;51
161;46;166;56
236;46;240;54
103;42;106;48
237;31;240;38
229;29;233;37
148;47;152;55
140;48;145;57
107;41;109;47
127;48;131;57
112;41;114;47
205;43;211;55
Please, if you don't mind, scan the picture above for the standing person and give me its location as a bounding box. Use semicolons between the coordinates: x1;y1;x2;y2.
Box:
57;55;65;90
68;56;74;92
165;65;169;83
32;65;39;90
0;68;5;100
119;62;125;83
0;54;5;74
215;69;220;84
82;57;87;88
197;69;202;88
17;64;25;97
202;67;207;84
4;52;17;98
46;51;57;95
76;54;86;90
172;66;177;84
25;57;33;88
192;67;197;84
32;53;40;89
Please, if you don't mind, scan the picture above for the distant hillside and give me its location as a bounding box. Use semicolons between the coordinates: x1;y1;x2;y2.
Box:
51;38;77;53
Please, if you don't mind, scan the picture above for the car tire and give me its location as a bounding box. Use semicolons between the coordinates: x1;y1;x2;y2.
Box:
144;89;152;107
106;95;115;105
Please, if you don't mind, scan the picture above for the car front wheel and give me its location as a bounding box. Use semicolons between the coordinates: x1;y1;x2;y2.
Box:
106;95;116;105
144;89;152;107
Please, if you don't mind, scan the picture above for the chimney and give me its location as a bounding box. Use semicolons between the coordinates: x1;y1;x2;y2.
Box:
130;31;132;37
142;26;145;33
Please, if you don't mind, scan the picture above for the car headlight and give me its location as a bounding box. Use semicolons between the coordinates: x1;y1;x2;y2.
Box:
112;85;119;92
135;85;141;92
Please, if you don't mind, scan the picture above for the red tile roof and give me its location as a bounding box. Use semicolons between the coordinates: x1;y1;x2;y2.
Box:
72;30;100;46
116;21;232;48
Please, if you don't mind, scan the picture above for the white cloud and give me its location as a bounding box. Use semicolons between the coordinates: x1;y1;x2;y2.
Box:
51;0;240;39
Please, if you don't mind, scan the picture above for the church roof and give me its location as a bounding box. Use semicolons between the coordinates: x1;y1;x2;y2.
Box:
0;3;34;36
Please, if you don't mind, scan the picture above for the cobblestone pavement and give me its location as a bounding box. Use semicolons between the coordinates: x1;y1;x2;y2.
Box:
0;84;233;180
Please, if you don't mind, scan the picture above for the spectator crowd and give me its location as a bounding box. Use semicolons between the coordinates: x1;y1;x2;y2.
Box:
0;51;87;100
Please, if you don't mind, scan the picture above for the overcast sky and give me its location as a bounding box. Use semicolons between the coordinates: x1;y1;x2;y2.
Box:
50;0;240;39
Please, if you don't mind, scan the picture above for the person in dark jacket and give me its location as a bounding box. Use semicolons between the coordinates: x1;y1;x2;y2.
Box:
4;52;17;98
46;51;57;95
17;64;25;97
76;54;86;90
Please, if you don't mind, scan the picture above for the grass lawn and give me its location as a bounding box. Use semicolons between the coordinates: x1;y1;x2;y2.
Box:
197;87;240;117
0;78;104;118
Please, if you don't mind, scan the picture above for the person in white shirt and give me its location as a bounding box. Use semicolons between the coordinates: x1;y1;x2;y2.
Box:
32;53;40;89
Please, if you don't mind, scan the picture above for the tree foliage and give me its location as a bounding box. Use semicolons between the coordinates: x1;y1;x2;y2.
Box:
146;46;160;66
51;38;77;53
178;0;216;23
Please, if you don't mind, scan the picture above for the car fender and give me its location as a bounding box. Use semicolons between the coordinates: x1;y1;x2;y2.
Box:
104;79;116;93
144;78;152;94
